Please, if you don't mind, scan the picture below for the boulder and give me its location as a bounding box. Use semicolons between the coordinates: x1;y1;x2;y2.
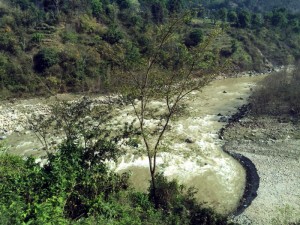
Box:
0;135;7;140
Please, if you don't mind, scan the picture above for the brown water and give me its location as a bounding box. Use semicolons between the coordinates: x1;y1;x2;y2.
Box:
1;75;264;214
115;76;264;214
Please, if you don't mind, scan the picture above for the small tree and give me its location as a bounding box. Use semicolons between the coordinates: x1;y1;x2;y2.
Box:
227;10;238;24
184;29;203;48
117;13;224;207
33;48;59;73
217;8;228;22
237;10;251;28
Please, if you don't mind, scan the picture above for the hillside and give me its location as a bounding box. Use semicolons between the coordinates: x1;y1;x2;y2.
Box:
0;0;299;98
203;0;300;13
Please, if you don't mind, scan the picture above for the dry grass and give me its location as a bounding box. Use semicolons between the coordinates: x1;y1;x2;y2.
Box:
250;63;300;116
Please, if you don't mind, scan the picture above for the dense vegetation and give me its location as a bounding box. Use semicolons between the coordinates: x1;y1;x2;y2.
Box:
0;0;300;98
202;0;300;13
250;63;300;117
0;144;237;224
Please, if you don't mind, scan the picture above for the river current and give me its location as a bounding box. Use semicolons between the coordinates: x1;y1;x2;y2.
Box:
0;75;264;214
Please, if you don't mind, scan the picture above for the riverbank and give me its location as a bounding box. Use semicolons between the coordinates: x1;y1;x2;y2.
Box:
223;114;300;224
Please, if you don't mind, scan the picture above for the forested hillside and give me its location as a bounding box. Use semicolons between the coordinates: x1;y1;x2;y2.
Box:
0;0;300;98
203;0;300;13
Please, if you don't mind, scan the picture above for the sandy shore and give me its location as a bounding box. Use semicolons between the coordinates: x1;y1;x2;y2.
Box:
223;115;300;225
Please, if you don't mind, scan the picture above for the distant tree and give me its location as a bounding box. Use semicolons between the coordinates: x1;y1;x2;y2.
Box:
0;33;19;55
91;0;103;17
290;18;300;32
103;25;124;44
167;0;183;13
238;10;251;28
33;48;60;73
184;29;203;47
271;9;288;27
116;0;130;10
217;8;228;22
43;0;62;15
227;10;238;24
251;13;264;28
151;2;165;24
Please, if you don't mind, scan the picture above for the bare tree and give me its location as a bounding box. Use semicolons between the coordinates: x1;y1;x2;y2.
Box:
117;13;225;206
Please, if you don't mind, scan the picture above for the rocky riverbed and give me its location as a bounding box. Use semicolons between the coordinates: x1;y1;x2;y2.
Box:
223;115;300;224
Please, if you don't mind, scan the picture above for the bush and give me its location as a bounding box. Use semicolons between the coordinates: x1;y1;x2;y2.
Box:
103;25;124;44
0;33;20;55
250;63;300;116
185;29;203;47
61;31;78;43
33;48;60;73
31;32;45;43
149;173;235;225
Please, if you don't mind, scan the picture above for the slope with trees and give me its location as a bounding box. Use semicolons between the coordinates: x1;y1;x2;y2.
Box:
0;0;299;98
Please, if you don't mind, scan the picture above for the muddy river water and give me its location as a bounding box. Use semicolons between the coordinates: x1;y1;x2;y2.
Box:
0;75;265;215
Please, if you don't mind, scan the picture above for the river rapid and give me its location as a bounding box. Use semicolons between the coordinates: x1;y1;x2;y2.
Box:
0;75;264;214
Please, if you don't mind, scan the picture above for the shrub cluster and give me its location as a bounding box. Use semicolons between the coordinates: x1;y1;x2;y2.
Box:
250;63;300;116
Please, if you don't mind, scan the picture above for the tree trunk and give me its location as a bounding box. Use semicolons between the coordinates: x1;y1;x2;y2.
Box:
150;169;158;208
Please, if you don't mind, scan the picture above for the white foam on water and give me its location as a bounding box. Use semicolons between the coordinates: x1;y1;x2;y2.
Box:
109;77;263;214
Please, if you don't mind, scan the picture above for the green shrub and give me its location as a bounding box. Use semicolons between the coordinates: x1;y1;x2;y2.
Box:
0;33;20;55
33;48;60;73
61;31;78;43
185;29;203;47
103;25;124;44
250;64;300;116
31;32;45;43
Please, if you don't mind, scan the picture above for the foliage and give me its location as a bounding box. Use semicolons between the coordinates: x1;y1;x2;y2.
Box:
0;33;20;55
237;10;251;28
61;31;78;43
103;25;124;45
91;0;103;17
0;150;236;224
0;0;300;97
185;29;203;47
31;32;45;43
250;63;300;116
33;48;60;73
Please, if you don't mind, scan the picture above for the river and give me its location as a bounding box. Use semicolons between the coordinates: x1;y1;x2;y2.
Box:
0;75;265;214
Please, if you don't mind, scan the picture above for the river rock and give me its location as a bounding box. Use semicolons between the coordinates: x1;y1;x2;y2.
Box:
185;138;194;144
15;125;24;133
219;116;229;123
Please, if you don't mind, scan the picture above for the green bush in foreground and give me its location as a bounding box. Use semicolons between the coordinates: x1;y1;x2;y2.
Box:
0;98;235;224
0;141;235;224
